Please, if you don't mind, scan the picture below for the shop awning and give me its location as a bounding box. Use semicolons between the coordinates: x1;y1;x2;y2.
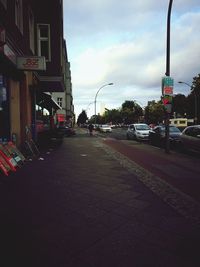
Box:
38;75;64;92
36;92;62;111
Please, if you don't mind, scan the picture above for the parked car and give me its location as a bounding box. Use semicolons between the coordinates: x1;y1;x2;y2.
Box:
126;123;150;141
99;125;112;133
180;125;200;154
149;125;181;147
58;125;76;137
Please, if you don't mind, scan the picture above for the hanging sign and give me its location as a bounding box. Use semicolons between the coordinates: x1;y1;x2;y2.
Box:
162;76;174;96
162;95;173;114
17;56;46;71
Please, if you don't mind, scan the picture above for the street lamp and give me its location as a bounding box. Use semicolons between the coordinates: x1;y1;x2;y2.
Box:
94;83;114;124
166;0;173;77
164;0;173;154
178;81;198;124
86;101;94;112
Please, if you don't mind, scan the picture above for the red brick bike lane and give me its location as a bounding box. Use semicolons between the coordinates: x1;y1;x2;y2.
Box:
103;138;200;203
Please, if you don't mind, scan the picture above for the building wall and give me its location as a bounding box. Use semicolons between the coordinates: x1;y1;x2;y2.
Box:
33;0;63;77
19;72;33;145
0;0;71;147
9;79;21;146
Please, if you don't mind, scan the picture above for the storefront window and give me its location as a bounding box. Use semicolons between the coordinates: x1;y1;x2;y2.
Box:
0;75;9;140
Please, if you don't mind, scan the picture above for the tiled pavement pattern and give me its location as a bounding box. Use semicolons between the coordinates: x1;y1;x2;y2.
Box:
98;139;200;225
0;130;199;267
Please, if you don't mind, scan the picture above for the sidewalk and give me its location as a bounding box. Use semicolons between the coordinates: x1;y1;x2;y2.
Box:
102;137;200;222
0;129;200;267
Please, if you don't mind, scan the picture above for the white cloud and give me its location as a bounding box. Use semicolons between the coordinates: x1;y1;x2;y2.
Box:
63;0;200;117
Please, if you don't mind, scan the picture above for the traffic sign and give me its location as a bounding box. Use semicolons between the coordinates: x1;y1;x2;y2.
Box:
162;95;173;105
162;76;174;96
163;86;173;95
162;76;174;86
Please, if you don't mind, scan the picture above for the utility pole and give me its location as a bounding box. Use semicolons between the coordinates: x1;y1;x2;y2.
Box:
164;0;173;154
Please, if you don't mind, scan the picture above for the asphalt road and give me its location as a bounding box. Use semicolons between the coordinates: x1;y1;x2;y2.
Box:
98;127;200;158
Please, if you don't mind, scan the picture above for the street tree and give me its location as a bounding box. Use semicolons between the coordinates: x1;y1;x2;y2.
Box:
191;73;200;123
192;73;200;95
172;94;187;117
103;109;122;124
77;110;88;125
144;101;165;124
121;100;143;123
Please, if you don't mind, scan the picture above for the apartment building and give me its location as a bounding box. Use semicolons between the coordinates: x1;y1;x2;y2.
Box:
0;0;73;147
52;40;74;127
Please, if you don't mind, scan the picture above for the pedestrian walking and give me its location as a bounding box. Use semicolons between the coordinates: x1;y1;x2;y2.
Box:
88;123;94;136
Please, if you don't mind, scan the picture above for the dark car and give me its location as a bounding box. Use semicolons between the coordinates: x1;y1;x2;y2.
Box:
58;125;76;137
180;125;200;154
149;125;181;147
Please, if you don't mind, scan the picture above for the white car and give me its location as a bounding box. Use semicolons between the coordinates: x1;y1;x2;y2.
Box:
126;123;150;141
99;124;112;133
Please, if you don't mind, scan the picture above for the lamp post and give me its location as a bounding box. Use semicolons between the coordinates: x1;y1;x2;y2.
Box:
178;81;198;124
86;101;94;112
94;83;114;124
166;0;173;77
164;0;173;154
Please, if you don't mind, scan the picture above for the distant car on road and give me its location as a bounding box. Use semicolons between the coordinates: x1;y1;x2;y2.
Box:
99;124;112;133
149;125;181;147
180;125;200;154
126;123;150;141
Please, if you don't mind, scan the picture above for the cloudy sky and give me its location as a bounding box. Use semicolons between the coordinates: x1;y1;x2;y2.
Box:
63;0;200;118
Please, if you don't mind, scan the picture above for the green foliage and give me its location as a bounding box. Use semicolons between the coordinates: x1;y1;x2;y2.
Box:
121;100;143;124
144;101;165;124
192;73;200;96
122;100;135;110
172;94;187;117
191;73;200;122
103;109;122;124
77;110;88;124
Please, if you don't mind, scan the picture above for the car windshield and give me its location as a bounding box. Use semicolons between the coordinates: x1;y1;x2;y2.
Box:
160;126;181;133
135;125;150;130
169;126;181;133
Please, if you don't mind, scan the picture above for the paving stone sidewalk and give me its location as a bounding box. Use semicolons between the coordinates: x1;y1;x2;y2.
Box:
0;130;199;267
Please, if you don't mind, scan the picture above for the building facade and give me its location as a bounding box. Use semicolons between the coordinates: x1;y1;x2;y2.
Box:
0;0;74;148
52;40;74;127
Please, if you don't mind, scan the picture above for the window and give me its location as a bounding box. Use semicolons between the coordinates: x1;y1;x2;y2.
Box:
57;97;62;107
0;0;7;9
37;24;51;61
29;7;35;53
185;128;192;136
192;127;200;138
15;0;23;33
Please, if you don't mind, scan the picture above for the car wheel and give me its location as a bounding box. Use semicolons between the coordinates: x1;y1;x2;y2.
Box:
133;134;137;141
149;138;153;145
160;139;165;148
